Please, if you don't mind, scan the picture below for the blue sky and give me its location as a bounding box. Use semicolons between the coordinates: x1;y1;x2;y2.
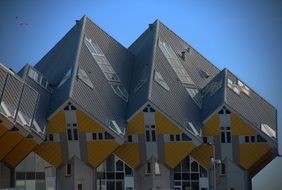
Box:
0;0;281;189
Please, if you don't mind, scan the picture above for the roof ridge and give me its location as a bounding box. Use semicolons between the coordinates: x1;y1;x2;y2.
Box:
148;20;160;100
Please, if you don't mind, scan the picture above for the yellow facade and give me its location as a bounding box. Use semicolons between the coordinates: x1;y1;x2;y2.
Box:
190;144;213;169
164;142;195;168
231;114;256;136
128;112;144;135
155;112;182;134
87;140;118;167
239;144;270;170
115;143;140;168
77;110;105;133
4;138;37;167
202;115;220;136
34;142;62;167
48;110;66;134
0;132;24;160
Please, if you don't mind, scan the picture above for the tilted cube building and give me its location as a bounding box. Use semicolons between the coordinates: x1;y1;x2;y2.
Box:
0;16;278;190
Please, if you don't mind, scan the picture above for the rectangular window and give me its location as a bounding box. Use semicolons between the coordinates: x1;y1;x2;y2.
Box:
220;163;226;175
65;164;71;176
98;133;103;140
128;135;132;142
92;133;97;140
176;134;180;141
145;162;151;175
145;130;150;142
151;130;156;142
221;132;225;143
245;136;249;143
73;129;78;140
49;134;54;141
226;131;231;143
203;137;207;143
67;129;72;140
170;134;174;141
251;136;255;143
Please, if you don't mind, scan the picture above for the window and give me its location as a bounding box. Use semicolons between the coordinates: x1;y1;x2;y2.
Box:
203;137;207;143
111;84;128;102
92;133;97;140
143;104;155;113
128;135;132;142
28;67;48;88
77;67;94;89
154;70;170;91
245;136;249;143
251;136;255;143
202;80;223;97
176;134;180;141
186;87;202;108
67;123;79;141
186;122;200;136
84;36;129;102
145;162;151;175
158;39;194;86
228;78;251;97
261;123;276;138
58;69;72;88
105;131;114;139
155;162;161;175
145;125;156;142
65;164;71;176
221;126;231;143
220;163;226;175
170;134;174;141
49;134;54;141
134;69;148;93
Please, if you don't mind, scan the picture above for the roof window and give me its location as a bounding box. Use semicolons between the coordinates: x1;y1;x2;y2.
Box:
77;67;94;89
186;88;201;108
58;68;72;88
154;70;170;91
261;123;276;138
28;67;48;89
110;84;128;102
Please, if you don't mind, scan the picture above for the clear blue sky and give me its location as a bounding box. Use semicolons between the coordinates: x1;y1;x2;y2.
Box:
0;0;281;189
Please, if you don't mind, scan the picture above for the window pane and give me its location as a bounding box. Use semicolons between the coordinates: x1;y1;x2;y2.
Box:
146;130;150;142
67;129;72;140
170;134;174;141
151;130;156;142
226;132;231;143
116;160;124;172
73;129;78;140
221;132;225;143
125;164;133;176
191;161;198;172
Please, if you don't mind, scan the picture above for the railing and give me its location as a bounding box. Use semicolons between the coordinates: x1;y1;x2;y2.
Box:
0;64;44;138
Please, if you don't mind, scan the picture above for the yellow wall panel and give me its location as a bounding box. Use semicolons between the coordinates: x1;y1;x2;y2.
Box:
77;110;105;133
34;142;62;167
203;115;220;136
164;142;195;168
87;141;118;167
0;124;7;137
190;144;213;169
48;110;66;134
231;114;256;136
128;112;144;135
115;143;140;168
4;138;37;167
239;144;270;170
155;112;182;134
0;132;23;160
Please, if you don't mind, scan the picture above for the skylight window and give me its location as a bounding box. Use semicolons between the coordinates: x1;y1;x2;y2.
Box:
261;123;276;138
84;36;129;102
154;70;170;91
134;69;148;93
28;67;48;89
158;39;194;86
58;69;72;88
108;120;125;135
186;88;201;108
111;84;128;102
77;67;94;89
202;80;223;97
227;78;250;97
185;121;200;136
